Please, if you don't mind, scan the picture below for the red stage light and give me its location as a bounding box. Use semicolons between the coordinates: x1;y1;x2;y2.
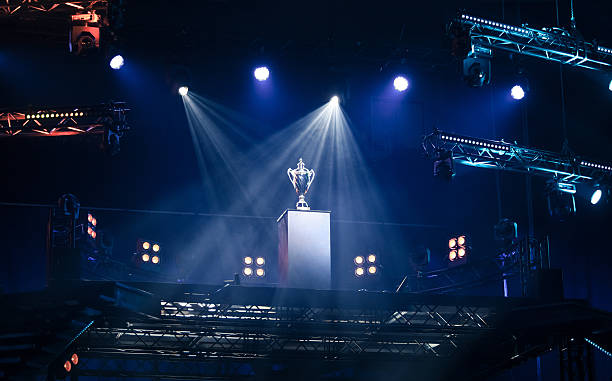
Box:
64;360;72;372
70;353;79;365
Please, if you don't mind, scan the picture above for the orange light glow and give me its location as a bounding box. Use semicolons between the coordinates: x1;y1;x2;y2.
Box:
142;253;150;262
355;267;365;276
449;238;457;249
70;353;79;365
87;226;92;235
243;267;253;276
88;213;92;222
449;250;457;261
91;218;97;226
368;266;377;274
151;255;160;264
458;235;466;246
91;231;96;239
256;268;265;277
354;256;364;265
152;244;160;252
64;360;72;372
142;241;150;250
256;257;265;266
244;256;253;265
367;254;376;263
458;248;466;257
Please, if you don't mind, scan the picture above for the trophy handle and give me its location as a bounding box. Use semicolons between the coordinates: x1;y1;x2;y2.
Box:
306;169;315;192
287;169;297;192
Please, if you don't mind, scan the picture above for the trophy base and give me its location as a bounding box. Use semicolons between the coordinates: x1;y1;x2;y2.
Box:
296;196;310;211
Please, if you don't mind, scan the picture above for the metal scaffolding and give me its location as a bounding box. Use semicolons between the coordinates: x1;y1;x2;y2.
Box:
0;102;129;138
423;129;612;185
0;1;108;16
451;13;612;72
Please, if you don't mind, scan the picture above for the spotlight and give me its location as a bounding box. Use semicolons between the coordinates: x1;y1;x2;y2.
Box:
64;360;72;373
393;76;409;92
152;244;160;252
591;189;603;205
178;86;189;96
254;66;270;81
256;257;265;266
151;255;160;264
256;268;265;277
244;256;253;265
449;250;457;261
368;266;377;274
511;85;525;100
458;248;466;257
457;235;466;246
462;56;491;87
109;55;124;70
367;254;376;263
355;267;365;276
354;256;364;265
70;353;79;365
609;79;612;91
449;238;457;249
69;12;101;55
142;241;150;250
142;253;150;262
243;267;253;276
330;95;339;105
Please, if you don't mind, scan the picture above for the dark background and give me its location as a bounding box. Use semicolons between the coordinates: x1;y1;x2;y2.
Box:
1;0;611;311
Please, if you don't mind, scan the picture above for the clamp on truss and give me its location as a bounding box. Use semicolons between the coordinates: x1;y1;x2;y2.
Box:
450;13;612;72
423;129;612;185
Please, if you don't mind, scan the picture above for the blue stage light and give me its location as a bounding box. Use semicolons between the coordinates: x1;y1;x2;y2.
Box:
330;95;339;105
609;79;612;91
254;66;270;81
393;76;409;92
109;55;124;70
591;189;602;205
511;85;525;100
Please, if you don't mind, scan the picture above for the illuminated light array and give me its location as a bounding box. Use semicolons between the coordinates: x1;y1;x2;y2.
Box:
460;14;530;34
585;338;612;358
86;213;96;240
597;46;612;55
580;160;612;172
354;254;379;277
25;111;86;119
440;134;510;151
243;256;266;277
137;239;161;264
59;352;79;376
448;235;468;262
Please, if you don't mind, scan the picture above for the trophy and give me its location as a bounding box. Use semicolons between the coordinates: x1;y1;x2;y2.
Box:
287;158;316;210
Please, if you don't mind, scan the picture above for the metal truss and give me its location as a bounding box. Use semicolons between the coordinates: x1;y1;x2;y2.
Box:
452;13;612;72
423;130;612;185
0;1;108;16
0;102;129;137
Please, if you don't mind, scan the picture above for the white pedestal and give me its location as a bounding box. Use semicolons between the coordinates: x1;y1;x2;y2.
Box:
277;209;331;289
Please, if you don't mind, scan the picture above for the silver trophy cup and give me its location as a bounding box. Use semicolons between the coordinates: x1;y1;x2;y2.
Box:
287;158;316;210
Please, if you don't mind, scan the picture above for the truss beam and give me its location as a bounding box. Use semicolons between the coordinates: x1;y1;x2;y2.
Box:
423;130;612;185
0;1;108;16
453;14;612;72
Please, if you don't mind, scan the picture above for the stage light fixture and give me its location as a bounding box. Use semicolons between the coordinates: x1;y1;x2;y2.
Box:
70;353;79;365
449;238;457;249
393;76;409;92
109;55;124;70
546;180;576;220
368;266;377;274
511;85;525;100
355;267;365;276
449;250;457;261
244;256;253;265
64;360;72;372
243;267;253;276
178;86;189;96
330;95;339;105
142;253;150;262
256;257;265;266
463;56;491;87
254;66;270;81
591;189;603;205
457;235;466;246
69;12;101;55
152;244;160;252
367;254;376;263
142;241;150;250
256;268;265;277
609;79;612;91
354;256;364;265
458;248;466;257
151;255;160;264
433;150;454;180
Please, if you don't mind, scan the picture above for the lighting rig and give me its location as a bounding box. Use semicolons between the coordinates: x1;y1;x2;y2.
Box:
0;102;129;153
423;130;612;186
0;1;108;16
450;13;612;73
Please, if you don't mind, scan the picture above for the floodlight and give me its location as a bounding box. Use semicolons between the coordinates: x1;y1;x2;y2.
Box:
367;254;376;263
355;267;365;276
151;255;160;264
178;86;189;96
393;76;409;91
354;256;364;265
142;253;150;262
256;268;265;277
109;55;124;70
142;241;150;250
511;85;525;100
70;353;79;365
152;244;160;252
591;189;602;205
243;267;253;276
254;66;270;81
368;266;377;274
330;95;339;105
256;257;265;266
244;256;253;265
